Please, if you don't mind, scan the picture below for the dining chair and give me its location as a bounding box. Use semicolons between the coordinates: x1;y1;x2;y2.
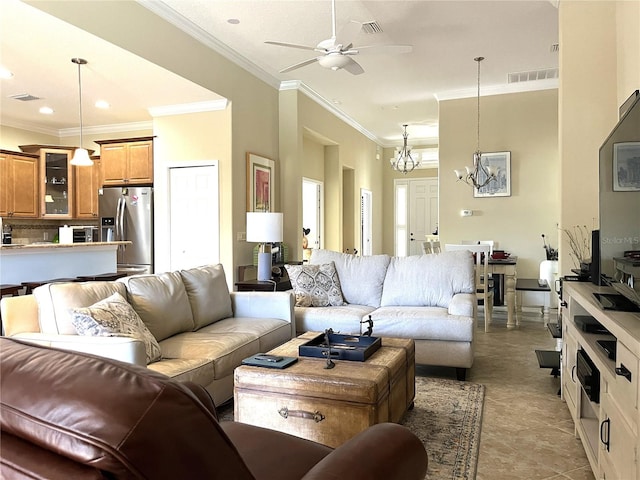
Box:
461;239;495;256
421;240;441;254
445;243;493;332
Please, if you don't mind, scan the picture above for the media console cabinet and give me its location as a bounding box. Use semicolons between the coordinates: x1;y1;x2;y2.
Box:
561;282;640;479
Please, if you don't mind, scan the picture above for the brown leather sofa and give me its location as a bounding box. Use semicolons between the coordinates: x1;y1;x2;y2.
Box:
0;337;428;479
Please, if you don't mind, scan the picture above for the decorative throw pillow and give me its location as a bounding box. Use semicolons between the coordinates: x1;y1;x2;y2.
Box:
285;262;346;307
71;292;162;364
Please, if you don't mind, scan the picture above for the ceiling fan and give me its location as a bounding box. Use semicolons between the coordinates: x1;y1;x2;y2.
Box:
265;0;412;75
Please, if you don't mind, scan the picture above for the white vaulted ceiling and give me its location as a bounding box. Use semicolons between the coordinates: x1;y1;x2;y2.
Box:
0;0;558;146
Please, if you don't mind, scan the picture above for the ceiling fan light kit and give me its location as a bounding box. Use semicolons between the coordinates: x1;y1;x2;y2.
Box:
266;0;412;75
454;56;498;189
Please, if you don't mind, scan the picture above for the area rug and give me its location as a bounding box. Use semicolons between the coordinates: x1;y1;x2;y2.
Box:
218;376;484;480
404;377;485;480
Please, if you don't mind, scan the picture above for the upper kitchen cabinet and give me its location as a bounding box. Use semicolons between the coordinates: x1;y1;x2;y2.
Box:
74;157;101;218
96;137;154;186
0;150;39;218
20;145;75;219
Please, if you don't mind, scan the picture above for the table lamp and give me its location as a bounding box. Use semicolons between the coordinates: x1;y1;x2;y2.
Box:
246;212;283;281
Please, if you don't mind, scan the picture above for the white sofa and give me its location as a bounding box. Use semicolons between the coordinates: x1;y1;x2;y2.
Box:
1;264;294;405
291;250;476;380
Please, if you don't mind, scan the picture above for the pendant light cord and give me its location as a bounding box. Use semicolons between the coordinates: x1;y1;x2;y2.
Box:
475;56;483;154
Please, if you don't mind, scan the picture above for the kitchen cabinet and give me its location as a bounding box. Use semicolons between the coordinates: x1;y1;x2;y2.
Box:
74;157;101;218
20;145;75;219
562;282;640;479
0;150;39;218
96;137;153;185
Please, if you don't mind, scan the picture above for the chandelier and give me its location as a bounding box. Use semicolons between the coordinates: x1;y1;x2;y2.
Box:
453;57;497;188
390;124;419;174
70;58;93;167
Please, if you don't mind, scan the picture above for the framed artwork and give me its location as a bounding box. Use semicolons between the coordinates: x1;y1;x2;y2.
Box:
474;151;511;198
613;142;640;191
246;152;275;211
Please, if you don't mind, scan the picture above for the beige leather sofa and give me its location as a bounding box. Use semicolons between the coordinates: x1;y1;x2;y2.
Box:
1;264;295;405
292;250;477;380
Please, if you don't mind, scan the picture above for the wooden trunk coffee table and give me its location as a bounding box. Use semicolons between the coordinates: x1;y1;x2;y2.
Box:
234;332;415;448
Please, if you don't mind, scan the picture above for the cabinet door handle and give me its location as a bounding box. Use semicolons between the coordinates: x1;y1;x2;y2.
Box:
615;363;632;382
571;365;576;383
600;418;610;452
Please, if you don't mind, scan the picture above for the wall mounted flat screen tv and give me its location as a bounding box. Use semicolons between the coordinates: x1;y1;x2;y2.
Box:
597;90;640;311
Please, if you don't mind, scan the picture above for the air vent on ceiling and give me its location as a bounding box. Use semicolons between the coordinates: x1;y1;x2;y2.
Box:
508;68;558;84
361;21;382;34
9;93;41;102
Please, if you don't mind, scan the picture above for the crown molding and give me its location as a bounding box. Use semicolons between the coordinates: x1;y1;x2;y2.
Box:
435;78;558;102
1;119;60;137
58;121;153;137
281;80;380;144
138;0;280;90
148;99;228;117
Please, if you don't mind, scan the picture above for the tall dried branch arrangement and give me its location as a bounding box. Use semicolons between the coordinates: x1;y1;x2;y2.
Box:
561;224;592;268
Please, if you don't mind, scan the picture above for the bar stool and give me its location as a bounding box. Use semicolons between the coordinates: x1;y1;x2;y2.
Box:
77;272;128;282
21;278;78;295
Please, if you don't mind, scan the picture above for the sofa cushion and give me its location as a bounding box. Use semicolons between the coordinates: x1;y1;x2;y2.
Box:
118;271;194;342
380;251;474;308
71;292;162;364
285;262;345;307
34;281;127;335
180;264;233;330
294;304;376;335
370;306;475;342
310;250;390;308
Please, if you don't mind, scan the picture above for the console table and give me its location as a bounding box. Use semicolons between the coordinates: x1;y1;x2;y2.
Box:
488;257;517;328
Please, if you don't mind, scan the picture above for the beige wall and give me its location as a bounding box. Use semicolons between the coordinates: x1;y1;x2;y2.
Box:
439;90;559;279
152;109;232;279
280;91;383;260
558;0;640;275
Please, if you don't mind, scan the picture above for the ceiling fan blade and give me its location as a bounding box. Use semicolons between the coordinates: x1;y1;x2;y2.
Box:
353;44;413;55
279;57;320;74
342;57;364;75
265;41;318;52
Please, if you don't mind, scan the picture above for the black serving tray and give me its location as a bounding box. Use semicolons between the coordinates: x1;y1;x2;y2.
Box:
299;333;381;362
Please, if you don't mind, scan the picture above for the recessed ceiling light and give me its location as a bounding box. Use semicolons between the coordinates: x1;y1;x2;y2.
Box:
39;106;54;114
0;67;13;79
227;18;240;24
95;100;110;109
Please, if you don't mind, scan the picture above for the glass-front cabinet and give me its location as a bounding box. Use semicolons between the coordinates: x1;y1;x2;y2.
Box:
42;148;73;217
19;145;75;218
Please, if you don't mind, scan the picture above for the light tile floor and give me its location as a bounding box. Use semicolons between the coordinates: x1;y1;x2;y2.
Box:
417;308;596;480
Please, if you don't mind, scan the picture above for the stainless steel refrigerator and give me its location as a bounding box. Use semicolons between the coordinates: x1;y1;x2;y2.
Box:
99;186;154;274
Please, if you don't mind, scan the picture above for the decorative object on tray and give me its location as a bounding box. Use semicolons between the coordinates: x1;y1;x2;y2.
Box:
299;331;382;362
360;315;374;336
323;329;335;369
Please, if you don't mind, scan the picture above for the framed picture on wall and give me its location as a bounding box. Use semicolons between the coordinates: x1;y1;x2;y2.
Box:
613;142;640;191
474;151;511;198
246;153;275;211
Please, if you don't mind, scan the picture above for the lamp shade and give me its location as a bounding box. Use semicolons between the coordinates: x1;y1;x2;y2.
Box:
71;148;93;167
246;212;283;243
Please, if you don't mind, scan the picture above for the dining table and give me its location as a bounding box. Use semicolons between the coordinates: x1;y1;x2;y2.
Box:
488;256;518;328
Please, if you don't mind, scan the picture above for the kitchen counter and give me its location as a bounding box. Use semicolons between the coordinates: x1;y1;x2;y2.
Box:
0;241;132;285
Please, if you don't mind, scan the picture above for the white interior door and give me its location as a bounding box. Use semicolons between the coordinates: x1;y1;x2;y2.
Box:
395;178;438;256
169;164;219;270
302;178;323;251
360;188;372;256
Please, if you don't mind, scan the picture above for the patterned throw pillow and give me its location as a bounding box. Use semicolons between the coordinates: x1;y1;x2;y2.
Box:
71;292;162;364
285;262;346;307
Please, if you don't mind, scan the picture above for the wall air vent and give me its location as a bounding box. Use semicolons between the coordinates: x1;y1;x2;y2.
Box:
508;68;558;84
361;21;383;34
9;93;41;102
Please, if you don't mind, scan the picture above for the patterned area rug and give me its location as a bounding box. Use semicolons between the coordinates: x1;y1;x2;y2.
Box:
218;376;484;480
405;377;485;480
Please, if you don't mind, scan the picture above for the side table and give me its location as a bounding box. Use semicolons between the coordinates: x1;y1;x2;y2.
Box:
235;277;292;292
